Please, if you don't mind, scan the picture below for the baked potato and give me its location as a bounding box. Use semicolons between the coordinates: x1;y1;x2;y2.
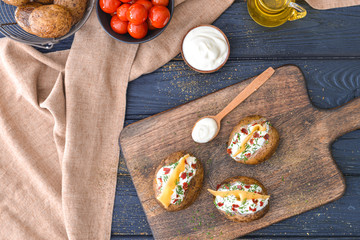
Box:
54;0;88;25
29;5;72;38
154;151;204;212
208;176;270;222
227;115;279;165
2;0;29;6
15;3;42;34
33;0;54;4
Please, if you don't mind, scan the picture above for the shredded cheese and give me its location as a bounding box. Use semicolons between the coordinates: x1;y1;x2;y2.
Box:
233;124;266;157
157;154;189;208
208;189;270;201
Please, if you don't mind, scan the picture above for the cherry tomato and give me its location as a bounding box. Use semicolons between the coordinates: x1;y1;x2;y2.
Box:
147;18;156;30
110;15;128;34
116;3;130;21
151;0;168;6
149;5;170;28
128;22;148;39
99;0;121;14
120;0;132;2
126;3;148;24
136;0;152;11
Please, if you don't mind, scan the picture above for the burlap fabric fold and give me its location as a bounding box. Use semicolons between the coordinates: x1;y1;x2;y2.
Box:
0;0;234;239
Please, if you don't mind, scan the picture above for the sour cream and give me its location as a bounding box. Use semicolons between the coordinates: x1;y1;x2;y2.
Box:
182;26;229;72
192;117;218;143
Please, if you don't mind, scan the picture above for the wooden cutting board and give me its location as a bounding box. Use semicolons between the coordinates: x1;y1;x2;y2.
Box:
120;65;360;240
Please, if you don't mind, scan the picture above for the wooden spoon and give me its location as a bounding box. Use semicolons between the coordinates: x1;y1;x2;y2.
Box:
192;67;275;143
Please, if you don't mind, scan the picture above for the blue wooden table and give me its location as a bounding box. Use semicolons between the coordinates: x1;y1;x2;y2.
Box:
2;0;360;239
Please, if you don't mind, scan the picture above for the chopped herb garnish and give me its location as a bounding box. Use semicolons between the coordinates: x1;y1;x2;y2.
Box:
163;175;169;183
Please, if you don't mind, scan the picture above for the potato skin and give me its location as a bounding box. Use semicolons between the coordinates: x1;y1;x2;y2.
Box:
54;0;88;25
214;176;269;222
29;5;72;38
15;3;42;34
154;151;204;212
228;115;279;165
2;0;29;7
33;0;54;4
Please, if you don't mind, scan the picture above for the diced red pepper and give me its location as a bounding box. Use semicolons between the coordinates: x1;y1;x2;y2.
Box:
227;148;232;155
163;168;171;174
232;204;239;208
252;199;258;204
260;201;264;207
245;185;250;189
158;178;162;183
180;172;187;179
217;202;224;207
191;164;196;169
245;153;251;158
189;172;193;177
173;199;178;203
249;207;257;212
241;128;248;134
216;184;221;190
250;139;254;145
264;134;269;140
183;182;188;191
237;185;242;190
253;132;260;138
225;184;230;190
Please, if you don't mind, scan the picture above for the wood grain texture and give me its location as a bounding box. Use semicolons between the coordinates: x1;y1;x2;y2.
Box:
120;65;358;239
124;60;360;124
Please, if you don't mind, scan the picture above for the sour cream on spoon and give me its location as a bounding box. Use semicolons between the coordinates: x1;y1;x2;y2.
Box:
192;117;219;143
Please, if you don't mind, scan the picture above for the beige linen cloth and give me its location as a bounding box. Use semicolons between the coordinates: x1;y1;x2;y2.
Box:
0;0;234;239
305;0;360;9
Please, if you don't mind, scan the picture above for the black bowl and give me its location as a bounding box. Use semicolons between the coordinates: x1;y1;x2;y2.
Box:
96;0;174;44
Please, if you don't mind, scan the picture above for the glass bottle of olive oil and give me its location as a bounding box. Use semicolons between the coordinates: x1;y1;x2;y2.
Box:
247;0;307;27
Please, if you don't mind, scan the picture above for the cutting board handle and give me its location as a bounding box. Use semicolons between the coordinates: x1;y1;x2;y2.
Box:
318;97;360;140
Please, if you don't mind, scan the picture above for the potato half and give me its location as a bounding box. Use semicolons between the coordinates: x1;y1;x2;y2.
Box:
211;176;270;222
227;115;279;165
154;151;204;212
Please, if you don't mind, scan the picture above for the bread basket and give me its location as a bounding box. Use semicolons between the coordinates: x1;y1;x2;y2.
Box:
0;0;95;49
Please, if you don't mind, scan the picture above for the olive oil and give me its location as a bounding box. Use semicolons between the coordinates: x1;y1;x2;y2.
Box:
247;0;306;27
